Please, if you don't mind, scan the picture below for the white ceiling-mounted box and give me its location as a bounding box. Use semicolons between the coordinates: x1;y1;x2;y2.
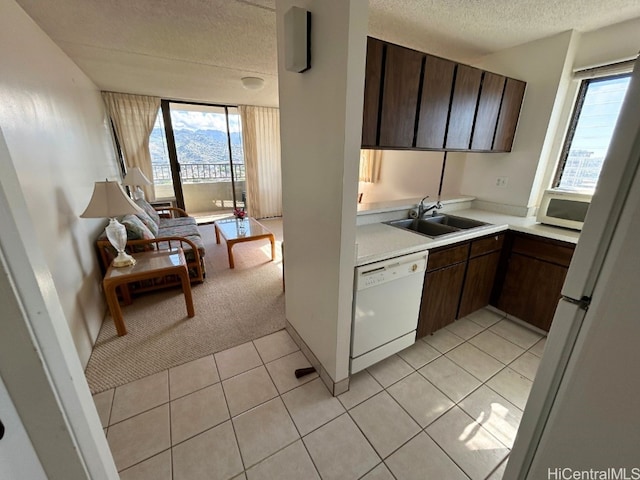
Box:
284;6;311;73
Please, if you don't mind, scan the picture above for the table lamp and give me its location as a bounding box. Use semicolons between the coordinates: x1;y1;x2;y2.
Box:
81;180;144;267
122;166;152;201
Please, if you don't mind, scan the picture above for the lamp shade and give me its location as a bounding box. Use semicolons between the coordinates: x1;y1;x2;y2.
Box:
80;180;143;219
122;167;152;187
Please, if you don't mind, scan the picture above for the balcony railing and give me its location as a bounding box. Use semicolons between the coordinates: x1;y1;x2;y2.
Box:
152;163;246;184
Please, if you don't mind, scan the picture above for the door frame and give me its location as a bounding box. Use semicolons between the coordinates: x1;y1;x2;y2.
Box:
0;128;117;479
159;100;242;212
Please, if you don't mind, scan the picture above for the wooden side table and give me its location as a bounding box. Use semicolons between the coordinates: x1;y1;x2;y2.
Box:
214;217;276;269
102;248;195;336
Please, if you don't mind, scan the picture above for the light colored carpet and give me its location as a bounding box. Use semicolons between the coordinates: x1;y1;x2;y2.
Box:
84;219;285;394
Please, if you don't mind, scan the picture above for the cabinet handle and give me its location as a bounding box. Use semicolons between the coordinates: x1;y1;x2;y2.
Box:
0;418;4;440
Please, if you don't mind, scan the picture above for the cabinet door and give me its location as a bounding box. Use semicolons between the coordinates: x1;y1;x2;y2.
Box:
417;262;466;338
445;64;482;149
493;78;526;151
415;55;456;149
362;38;385;147
497;253;567;331
379;44;424;148
471;72;506;151
458;251;501;318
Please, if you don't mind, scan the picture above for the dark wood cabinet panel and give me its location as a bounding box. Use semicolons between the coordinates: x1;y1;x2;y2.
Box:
427;243;470;272
445;65;482;149
497;254;567;331
458;251;501;318
361;37;525;152
471;72;506;151
415;55;456;149
362;38;385;147
379;44;424;148
470;233;504;258
417;262;467;338
511;234;574;267
492;232;575;332
493;78;526;151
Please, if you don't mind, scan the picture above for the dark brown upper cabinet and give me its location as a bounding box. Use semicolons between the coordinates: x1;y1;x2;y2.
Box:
471;72;506;151
445;65;482;150
378;43;424;148
361;38;385;147
361;37;526;153
415;55;456;149
493;78;527;152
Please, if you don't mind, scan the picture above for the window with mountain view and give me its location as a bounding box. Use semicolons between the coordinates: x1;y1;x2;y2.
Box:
149;103;245;219
554;73;631;193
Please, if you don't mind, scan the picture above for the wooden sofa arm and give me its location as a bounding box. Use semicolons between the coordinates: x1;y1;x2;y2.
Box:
96;236;205;283
153;206;189;218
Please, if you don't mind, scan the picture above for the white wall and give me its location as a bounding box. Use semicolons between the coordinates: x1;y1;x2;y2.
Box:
276;0;367;382
0;130;117;477
358;150;444;203
574;17;640;70
456;18;640;214
0;0;119;365
458;31;578;212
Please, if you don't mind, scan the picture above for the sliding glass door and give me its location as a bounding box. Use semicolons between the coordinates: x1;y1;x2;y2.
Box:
148;101;245;221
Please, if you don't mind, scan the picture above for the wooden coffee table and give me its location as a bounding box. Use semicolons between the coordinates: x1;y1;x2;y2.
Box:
102;248;195;336
214;217;276;269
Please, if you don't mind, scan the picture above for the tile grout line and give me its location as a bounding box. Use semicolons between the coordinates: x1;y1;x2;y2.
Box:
231;336;316;475
99;315;533;478
484;453;510;480
351;319;515;478
165;369;174;480
345;372;428;465
346;381;464;479
216;352;248;476
272;374;324;480
356;461;397;480
364;352;486;477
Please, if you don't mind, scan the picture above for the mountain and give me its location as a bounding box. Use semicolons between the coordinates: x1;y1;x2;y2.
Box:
150;128;244;165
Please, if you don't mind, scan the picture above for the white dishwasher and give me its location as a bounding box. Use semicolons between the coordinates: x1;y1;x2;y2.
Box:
351;250;428;374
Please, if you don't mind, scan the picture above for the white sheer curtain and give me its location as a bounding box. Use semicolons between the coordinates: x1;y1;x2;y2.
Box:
102;92;160;201
239;106;282;218
359;149;383;183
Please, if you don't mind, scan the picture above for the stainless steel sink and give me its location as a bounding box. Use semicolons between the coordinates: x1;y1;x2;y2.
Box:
423;214;488;229
385;214;490;238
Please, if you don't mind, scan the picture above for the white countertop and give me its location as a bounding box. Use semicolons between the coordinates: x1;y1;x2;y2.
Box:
355;208;580;266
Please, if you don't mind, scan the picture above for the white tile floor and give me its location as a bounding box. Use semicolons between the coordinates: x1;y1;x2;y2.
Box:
93;308;545;480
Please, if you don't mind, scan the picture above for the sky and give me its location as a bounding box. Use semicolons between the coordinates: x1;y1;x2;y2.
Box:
168;109;242;133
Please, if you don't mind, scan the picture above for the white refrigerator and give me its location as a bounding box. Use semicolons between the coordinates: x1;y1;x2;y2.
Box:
505;61;640;478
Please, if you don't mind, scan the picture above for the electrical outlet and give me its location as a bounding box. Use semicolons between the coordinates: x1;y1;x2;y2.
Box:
496;176;508;187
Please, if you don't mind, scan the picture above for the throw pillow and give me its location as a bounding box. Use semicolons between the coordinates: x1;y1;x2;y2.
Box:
120;214;155;240
135;209;159;236
135;198;161;226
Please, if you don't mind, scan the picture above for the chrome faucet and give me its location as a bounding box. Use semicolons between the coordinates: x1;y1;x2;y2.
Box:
417;196;443;218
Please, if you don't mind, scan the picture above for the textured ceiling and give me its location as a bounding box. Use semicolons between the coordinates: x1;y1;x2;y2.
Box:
14;0;640;107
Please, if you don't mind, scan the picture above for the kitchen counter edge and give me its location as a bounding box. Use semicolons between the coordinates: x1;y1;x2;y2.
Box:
356;208;580;266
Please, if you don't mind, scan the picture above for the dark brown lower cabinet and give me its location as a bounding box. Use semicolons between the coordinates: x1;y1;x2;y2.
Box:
417;233;504;338
493;232;575;332
458;251;501;318
417;262;466;338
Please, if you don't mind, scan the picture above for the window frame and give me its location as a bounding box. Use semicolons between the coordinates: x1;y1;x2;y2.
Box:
552;71;632;191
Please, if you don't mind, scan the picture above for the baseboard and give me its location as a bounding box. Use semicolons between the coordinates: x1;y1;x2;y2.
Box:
486;305;548;336
285;320;350;396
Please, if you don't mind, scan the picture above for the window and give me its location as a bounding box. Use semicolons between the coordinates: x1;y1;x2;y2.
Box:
148;102;246;217
553;72;632;193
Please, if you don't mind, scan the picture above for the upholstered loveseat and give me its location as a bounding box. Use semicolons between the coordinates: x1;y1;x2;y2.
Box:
96;198;205;293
